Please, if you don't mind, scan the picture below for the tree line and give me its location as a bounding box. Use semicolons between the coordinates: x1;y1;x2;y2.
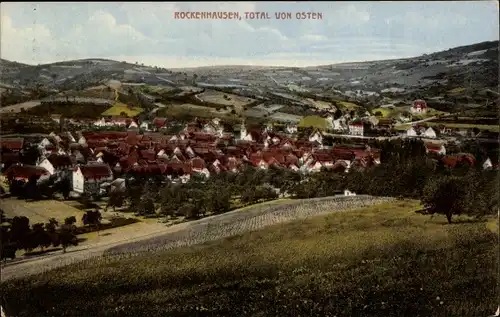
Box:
0;209;103;261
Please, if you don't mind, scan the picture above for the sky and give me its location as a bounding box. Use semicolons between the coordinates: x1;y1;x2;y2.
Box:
1;1;499;68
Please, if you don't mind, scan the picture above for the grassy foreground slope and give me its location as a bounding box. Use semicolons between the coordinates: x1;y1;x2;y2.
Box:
1;200;497;317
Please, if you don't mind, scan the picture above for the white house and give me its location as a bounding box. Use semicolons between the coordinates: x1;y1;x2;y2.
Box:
348;122;364;136
128;120;139;129
72;163;113;196
37;154;73;176
422;127;437;138
239;123;255;141
78;136;87;146
344;189;356;196
406;127;418;137
38;138;52;149
285;124;298;134
483;158;493;170
308;130;324;145
139;121;151;131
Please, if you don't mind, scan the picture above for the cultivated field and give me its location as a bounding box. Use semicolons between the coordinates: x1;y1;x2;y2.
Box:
338;100;360;110
101;101;144;117
306;98;332;110
0;199;87;226
298;115;330;130
196;90;256;112
1;198;497;316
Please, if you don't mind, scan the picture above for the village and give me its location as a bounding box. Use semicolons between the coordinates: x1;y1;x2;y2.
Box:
1;97;497;201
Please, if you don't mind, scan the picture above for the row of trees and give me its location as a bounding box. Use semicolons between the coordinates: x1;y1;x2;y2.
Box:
121;169;287;220
0;209;103;261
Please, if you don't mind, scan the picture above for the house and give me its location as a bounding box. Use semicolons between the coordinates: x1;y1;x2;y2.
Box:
93;118;108;127
344;189;356;196
483;157;493;170
0;138;24;152
410;99;428;114
406;126;418;137
285;124;298;134
153;117;168;130
348;120;364;136
128;120;139;129
202;119;224;136
332;117;348;132
139;120;151;131
308;129;324;145
37;154;73;176
422;127;437;138
424;142;446;155
3;164;50;183
72;163;113;196
38;138;52;149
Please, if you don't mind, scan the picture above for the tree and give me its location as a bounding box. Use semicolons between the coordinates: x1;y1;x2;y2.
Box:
59;227;78;253
82;209;102;235
179;203;198;219
374;111;383;117
31;223;51;252
107;192;125;212
205;186;231;215
45;218;61;248
137;197;156;216
10;216;31;251
421;176;467;224
64;216;77;227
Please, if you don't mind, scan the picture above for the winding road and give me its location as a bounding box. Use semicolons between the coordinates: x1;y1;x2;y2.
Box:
1;195;393;282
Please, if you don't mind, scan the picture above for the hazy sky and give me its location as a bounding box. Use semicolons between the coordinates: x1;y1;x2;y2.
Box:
1;2;498;68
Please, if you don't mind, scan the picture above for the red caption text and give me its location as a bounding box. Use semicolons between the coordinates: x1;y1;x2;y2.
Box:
174;12;323;20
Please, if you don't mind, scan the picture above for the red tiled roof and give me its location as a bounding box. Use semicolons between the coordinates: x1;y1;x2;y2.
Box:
46;154;73;168
139;149;156;161
312;153;334;162
190;157;206;170
3;164;49;179
0;138;24;151
191;132;217;142
413;100;428;108
349;122;364;127
79;164;112;179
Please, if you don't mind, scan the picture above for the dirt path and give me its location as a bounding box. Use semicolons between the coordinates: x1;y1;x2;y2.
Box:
1;196;393;282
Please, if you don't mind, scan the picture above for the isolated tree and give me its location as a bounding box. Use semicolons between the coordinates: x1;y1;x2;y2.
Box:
421;176;467;224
